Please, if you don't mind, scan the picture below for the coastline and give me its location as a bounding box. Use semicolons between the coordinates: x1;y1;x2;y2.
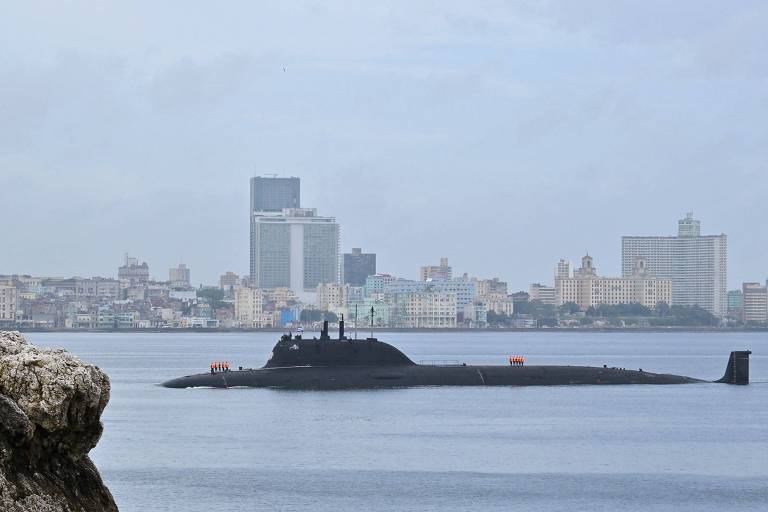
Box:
14;326;768;334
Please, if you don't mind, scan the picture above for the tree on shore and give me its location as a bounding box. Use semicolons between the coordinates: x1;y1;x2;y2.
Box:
299;309;338;323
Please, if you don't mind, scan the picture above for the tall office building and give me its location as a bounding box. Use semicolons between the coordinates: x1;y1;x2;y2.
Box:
250;176;300;213
342;248;376;286
249;176;339;298
250;208;340;297
621;213;727;316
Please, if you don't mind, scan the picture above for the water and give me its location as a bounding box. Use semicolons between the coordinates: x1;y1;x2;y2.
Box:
27;331;768;512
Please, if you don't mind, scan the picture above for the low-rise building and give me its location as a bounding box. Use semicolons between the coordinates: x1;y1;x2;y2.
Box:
184;317;220;329
265;287;297;308
364;274;394;296
402;291;457;328
235;288;265;328
483;296;515;316
726;289;743;321
475;278;508;298
0;285;18;326
169;290;197;301
316;283;348;312
73;313;97;329
126;286;146;301
529;283;556;305
428;278;476;314
463;301;488;327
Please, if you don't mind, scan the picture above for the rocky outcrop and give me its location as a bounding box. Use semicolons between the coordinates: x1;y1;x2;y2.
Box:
0;331;117;511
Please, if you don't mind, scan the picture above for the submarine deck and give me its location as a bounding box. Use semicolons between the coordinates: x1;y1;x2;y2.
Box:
162;364;704;389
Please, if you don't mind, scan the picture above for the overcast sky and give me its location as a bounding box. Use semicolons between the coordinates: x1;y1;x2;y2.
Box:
1;1;766;290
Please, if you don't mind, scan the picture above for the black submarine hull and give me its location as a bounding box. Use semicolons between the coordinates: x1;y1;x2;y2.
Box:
162;364;704;390
161;320;751;390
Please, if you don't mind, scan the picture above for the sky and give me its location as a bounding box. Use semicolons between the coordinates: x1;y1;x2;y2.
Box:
1;1;766;290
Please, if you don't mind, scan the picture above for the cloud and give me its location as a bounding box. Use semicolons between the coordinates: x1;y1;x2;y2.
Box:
0;1;766;287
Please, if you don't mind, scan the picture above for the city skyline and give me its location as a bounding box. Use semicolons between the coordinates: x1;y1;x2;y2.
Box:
2;2;766;289
0;192;754;293
0;202;768;291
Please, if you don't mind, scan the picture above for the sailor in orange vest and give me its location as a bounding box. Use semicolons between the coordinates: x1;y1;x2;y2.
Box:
210;361;215;374
224;361;230;372
509;356;514;366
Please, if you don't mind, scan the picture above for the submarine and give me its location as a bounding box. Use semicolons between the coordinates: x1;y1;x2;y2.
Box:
161;317;751;390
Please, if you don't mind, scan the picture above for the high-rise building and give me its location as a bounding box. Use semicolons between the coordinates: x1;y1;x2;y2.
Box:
678;212;701;237
250;208;340;296
342;248;376;286
249;177;340;299
169;264;191;288
741;282;767;323
556;255;672;310
621;214;727;316
420;258;452;281
250;176;300;213
555;259;571;280
118;254;149;286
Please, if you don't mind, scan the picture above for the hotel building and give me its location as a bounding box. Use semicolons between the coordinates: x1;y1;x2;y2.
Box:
621;214;727;316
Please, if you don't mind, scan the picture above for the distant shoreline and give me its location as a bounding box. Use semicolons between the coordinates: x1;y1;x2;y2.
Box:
12;327;768;334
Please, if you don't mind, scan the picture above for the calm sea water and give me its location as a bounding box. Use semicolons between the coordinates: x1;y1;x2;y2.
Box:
29;331;768;512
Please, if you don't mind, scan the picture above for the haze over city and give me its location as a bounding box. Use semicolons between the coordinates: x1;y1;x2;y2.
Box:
1;1;766;289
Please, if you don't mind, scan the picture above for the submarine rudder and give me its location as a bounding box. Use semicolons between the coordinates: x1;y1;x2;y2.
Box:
715;350;751;385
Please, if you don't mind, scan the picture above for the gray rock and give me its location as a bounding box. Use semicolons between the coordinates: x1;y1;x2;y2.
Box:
0;331;118;511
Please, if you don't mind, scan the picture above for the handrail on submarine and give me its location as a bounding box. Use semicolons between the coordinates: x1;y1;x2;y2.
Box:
419;359;463;367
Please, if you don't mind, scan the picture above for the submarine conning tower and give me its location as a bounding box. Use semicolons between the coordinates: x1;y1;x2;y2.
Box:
264;317;415;369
